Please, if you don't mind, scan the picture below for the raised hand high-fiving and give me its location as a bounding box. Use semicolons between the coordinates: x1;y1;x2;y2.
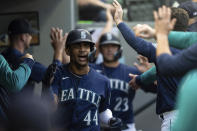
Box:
50;27;68;62
112;0;123;25
50;27;67;53
154;6;176;36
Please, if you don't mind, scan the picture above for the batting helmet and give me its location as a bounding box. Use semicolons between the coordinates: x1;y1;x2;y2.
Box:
99;32;123;60
66;29;95;51
99;32;121;47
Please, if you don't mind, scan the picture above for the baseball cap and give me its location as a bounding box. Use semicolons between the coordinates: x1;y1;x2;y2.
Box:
8;18;38;35
179;1;197;18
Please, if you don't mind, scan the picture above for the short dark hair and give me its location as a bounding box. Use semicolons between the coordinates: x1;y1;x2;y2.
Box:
8;18;37;35
171;7;189;31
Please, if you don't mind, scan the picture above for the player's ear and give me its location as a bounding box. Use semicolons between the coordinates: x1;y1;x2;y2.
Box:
65;48;70;56
20;34;26;42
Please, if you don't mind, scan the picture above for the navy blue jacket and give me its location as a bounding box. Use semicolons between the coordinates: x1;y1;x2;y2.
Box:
117;22;182;114
52;64;111;131
157;43;197;76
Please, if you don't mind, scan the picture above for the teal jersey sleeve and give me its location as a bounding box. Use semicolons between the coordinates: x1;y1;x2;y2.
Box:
172;69;197;131
140;66;157;85
168;31;197;49
0;55;32;92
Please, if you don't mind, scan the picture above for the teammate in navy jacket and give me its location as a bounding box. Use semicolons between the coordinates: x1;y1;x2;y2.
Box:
51;29;121;131
1;18;46;93
112;0;186;130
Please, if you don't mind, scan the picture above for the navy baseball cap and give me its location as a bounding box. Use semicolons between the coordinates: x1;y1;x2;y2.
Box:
8;18;38;35
179;1;197;18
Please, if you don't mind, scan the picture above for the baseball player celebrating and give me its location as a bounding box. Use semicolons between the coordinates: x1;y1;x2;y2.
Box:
90;32;156;131
50;29;121;131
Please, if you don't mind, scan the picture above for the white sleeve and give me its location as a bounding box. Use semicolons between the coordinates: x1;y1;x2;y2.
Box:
99;109;113;126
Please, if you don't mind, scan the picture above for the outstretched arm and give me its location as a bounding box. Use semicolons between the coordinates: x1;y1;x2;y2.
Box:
0;54;34;92
133;24;197;49
129;73;157;93
95;9;114;58
155;6;197;76
112;0;156;62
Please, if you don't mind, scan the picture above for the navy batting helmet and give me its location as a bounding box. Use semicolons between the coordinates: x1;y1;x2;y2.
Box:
66;29;95;51
99;32;122;60
99;32;121;47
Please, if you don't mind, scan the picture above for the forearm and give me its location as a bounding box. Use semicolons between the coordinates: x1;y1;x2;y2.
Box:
95;14;113;57
101;19;113;36
54;49;63;62
169;31;197;49
135;74;157;93
62;51;70;64
141;66;157;85
156;34;172;56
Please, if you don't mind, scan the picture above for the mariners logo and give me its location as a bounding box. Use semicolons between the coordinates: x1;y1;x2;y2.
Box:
81;31;86;39
107;33;112;40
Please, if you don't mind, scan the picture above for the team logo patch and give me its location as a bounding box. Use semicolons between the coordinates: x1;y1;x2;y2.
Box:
81;31;87;39
107;33;112;40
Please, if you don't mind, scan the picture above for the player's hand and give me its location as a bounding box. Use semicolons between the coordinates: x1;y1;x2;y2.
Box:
22;53;34;60
50;27;67;53
134;55;152;73
129;73;141;90
133;24;156;39
105;4;115;14
109;117;122;129
112;0;123;25
154;6;176;36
